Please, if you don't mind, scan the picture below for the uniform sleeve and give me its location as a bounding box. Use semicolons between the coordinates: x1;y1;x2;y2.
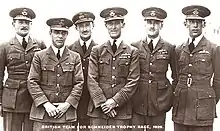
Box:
170;45;178;89
28;53;49;107
0;43;6;103
213;46;220;103
87;47;107;108
66;54;84;109
112;48;140;107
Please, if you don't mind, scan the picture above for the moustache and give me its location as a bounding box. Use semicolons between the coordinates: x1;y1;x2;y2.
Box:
21;27;28;30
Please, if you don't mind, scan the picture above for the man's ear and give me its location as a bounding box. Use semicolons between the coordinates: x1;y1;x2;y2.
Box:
160;22;163;29
184;20;187;27
12;21;15;26
75;26;78;31
121;22;125;28
202;21;206;28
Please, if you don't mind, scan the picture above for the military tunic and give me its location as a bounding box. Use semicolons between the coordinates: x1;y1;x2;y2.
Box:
68;40;97;121
172;36;220;126
0;37;46;112
28;46;84;123
87;41;140;120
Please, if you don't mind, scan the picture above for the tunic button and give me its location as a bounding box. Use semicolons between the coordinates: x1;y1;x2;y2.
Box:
189;64;192;67
25;52;27;55
190;54;193;57
113;58;116;61
57;84;60;87
57;65;60;67
112;76;116;79
149;72;152;75
151;55;153;57
83;59;86;61
112;66;116;69
25;61;28;64
150;63;153;65
57;74;60;77
209;95;212;97
112;84;115;88
83;67;85;70
149;80;152;83
56;93;59;96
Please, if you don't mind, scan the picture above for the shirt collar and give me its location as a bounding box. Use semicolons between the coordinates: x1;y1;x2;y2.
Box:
188;33;204;47
79;37;92;49
110;37;123;48
147;36;160;48
51;44;65;57
16;34;30;45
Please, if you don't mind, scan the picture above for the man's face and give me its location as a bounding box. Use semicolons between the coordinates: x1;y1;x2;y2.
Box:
185;19;204;38
76;21;93;41
105;19;124;39
145;19;163;39
50;29;68;49
13;19;31;37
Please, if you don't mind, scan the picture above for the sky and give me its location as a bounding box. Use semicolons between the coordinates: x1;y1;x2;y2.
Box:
0;0;220;46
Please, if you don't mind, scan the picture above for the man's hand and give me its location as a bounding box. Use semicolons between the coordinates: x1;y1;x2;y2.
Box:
43;102;59;117
101;98;118;114
54;102;71;118
106;109;117;118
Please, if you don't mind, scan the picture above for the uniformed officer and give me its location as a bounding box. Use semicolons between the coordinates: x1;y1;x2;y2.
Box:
131;7;177;131
172;5;220;131
0;7;46;131
68;12;97;130
87;7;140;131
27;18;84;131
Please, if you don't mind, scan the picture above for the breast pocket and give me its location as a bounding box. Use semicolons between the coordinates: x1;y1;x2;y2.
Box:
194;54;211;74
62;63;75;86
118;58;130;77
41;65;55;85
99;58;110;76
8;53;21;67
156;54;169;71
139;54;148;72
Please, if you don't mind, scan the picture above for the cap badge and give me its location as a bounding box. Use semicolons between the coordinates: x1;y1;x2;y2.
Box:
59;19;65;26
22;9;28;16
79;13;85;19
150;11;156;17
193;8;199;15
109;10;116;17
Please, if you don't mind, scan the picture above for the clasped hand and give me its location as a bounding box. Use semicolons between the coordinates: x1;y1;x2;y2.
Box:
101;99;118;118
43;102;70;118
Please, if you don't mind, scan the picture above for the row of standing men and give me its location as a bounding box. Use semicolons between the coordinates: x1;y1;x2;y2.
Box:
0;4;220;131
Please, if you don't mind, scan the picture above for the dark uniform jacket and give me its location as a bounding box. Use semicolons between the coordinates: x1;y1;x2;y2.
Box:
28;46;84;123
0;37;46;113
131;38;177;116
68;40;97;120
87;40;140;119
172;36;220;126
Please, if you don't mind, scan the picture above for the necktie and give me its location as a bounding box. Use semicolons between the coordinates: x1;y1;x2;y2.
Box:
82;42;87;53
22;37;27;49
57;49;61;60
189;38;195;52
112;39;117;54
148;39;153;52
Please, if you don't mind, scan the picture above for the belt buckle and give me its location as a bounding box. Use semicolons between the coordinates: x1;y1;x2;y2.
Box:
187;78;192;87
